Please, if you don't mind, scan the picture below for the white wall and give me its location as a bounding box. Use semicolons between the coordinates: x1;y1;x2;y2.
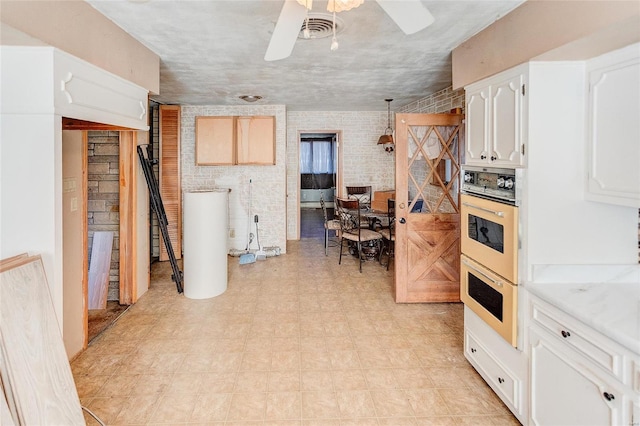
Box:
1;114;63;321
286;111;395;240
1;46;148;338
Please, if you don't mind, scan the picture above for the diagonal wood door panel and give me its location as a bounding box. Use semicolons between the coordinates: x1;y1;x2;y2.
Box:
405;216;460;302
395;113;463;303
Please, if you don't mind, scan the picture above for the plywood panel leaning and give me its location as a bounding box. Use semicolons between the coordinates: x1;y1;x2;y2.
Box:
88;231;114;309
0;255;84;425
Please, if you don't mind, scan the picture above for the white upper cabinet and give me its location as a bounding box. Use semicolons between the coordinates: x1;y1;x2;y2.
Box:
586;43;640;208
465;65;527;167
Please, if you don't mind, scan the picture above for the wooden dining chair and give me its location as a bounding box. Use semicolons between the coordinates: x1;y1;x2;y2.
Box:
378;198;396;270
335;197;382;273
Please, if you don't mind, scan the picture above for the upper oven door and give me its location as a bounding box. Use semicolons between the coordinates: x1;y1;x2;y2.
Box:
461;193;518;283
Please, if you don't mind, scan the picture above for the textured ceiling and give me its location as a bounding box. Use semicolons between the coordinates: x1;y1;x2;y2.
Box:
86;0;524;111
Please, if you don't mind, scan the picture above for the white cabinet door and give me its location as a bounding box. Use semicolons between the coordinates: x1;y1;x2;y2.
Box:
586;43;640;207
465;85;490;165
491;73;526;167
464;66;527;168
530;327;628;426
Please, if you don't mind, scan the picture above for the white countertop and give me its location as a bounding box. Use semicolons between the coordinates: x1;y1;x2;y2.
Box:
524;265;640;355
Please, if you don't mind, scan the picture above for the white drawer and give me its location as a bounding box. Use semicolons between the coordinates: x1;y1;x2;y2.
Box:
530;298;625;381
465;328;519;410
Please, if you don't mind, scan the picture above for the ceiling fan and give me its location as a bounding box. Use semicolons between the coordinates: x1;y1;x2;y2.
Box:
265;0;435;61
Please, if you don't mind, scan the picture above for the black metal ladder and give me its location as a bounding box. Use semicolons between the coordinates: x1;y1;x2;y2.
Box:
137;144;183;293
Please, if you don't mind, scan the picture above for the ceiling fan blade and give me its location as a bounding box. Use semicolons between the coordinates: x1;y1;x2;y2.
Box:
375;0;435;35
264;0;307;61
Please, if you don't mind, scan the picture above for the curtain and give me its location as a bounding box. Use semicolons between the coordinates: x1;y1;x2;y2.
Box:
300;141;335;174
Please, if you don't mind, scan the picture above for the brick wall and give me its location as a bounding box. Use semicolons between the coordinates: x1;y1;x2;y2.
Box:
87;131;120;301
398;86;465;114
181;105;287;253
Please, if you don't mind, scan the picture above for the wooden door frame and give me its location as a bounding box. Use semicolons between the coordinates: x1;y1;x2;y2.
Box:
62;119;140;309
119;131;137;304
297;130;343;240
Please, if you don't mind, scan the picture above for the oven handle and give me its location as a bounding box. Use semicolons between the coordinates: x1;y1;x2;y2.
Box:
462;258;503;287
462;202;505;218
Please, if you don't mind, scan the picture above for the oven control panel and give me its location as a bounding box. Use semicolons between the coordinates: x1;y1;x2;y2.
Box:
462;166;516;203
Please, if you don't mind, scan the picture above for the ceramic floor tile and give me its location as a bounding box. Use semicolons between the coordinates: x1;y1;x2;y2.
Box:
335;390;376;418
370;389;414;417
147;393;195;424
235;370;270;392
268;368;299;388
266;392;302;420
227;392;267;421
301;370;334;391
331;369;368;391
301;391;340;419
404;389;451;417
71;239;520;426
190;393;232;423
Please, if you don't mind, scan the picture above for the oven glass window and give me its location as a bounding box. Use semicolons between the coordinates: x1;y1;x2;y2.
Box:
468;272;503;321
467;214;504;253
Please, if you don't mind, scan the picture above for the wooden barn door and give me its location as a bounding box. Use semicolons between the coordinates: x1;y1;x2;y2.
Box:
394;113;463;303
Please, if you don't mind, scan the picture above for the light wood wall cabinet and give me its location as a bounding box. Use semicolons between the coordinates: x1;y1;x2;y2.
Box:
196;115;275;165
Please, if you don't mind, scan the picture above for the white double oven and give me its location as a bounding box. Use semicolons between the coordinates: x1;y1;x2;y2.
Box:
460;166;520;347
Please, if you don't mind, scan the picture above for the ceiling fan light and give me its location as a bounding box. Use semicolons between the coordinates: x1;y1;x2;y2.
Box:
330;36;339;51
327;0;364;12
296;0;313;10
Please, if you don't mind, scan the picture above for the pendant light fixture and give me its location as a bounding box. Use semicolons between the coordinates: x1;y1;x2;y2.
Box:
378;99;394;153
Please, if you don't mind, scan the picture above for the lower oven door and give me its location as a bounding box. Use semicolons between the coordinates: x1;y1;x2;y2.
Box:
460;254;517;347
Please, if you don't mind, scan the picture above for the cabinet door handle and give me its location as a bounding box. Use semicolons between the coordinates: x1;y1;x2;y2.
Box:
561;330;571;338
603;392;615;401
498;377;505;384
462;202;505;218
480;154;486;160
470;347;476;353
490;155;497;161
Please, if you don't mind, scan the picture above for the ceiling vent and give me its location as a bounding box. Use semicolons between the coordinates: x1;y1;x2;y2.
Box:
298;13;344;39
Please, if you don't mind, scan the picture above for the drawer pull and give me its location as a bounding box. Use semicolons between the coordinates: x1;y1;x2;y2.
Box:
498;377;505;384
470;347;477;353
603;392;615;401
561;330;571;338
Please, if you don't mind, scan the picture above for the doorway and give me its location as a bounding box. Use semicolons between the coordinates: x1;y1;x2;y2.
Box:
61;121;149;359
299;132;340;239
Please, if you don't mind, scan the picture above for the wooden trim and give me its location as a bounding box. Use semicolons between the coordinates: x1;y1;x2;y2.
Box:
119;131;137;304
62;117;133;131
81;131;88;350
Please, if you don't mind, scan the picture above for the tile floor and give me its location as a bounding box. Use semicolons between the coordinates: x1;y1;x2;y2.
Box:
72;236;520;425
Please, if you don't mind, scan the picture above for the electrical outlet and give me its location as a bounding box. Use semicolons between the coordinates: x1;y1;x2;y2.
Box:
229;228;235;238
